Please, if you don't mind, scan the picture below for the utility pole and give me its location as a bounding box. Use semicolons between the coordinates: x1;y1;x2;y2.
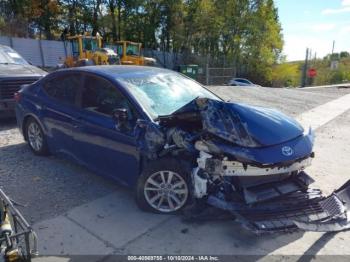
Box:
330;40;339;70
301;48;309;87
310;49;313;61
314;52;317;65
206;54;210;85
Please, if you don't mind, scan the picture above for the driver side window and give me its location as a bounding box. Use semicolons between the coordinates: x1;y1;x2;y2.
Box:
81;75;136;120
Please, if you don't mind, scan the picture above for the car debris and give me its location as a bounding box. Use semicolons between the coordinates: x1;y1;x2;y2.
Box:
0;189;38;261
136;97;350;233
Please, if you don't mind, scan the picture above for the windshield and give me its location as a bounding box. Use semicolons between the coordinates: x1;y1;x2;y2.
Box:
126;43;140;56
82;39;98;51
0;46;28;65
236;79;252;84
117;72;220;119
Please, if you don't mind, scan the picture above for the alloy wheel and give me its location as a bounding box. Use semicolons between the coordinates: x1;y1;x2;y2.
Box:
27;122;43;152
144;170;189;213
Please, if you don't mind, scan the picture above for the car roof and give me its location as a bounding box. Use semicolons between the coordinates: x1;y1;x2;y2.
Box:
59;65;172;78
233;78;249;81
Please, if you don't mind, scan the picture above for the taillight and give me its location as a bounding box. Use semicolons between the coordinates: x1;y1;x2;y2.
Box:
14;92;21;102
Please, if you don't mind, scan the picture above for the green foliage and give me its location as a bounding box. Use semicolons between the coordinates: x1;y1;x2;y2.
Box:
273;55;350;87
311;56;350;85
330;53;340;61
0;0;284;84
243;0;284;84
0;17;4;29
340;51;350;58
271;62;300;87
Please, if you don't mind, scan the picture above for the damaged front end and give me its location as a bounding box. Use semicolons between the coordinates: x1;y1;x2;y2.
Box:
136;97;350;233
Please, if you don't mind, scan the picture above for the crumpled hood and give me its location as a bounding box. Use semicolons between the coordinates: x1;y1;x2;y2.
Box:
0;64;47;77
173;98;304;148
222;103;304;147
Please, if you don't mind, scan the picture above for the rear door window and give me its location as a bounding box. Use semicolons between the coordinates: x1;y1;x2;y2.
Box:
43;74;82;106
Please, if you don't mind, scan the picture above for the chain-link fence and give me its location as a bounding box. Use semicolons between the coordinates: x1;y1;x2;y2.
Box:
206;67;236;85
0;35;242;86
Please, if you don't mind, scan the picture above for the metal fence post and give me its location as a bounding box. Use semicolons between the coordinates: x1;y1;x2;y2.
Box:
38;40;45;67
206;54;210;85
206;63;210;85
301;48;309;88
63;41;68;58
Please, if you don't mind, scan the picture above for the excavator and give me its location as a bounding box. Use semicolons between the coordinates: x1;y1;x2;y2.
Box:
114;41;156;66
63;34;120;67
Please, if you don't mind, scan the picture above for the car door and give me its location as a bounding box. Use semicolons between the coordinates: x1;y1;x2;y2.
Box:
40;73;82;160
72;73;140;186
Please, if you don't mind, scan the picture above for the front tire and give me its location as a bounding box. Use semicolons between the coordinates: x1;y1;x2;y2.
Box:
136;158;191;214
25;118;49;156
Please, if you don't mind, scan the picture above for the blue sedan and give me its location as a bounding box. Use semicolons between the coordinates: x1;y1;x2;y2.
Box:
15;65;316;218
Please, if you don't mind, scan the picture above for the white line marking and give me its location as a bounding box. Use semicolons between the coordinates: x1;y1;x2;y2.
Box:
299;83;350;89
295;93;350;130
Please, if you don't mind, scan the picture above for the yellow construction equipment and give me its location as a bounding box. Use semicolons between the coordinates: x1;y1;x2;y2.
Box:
64;34;119;67
116;41;156;66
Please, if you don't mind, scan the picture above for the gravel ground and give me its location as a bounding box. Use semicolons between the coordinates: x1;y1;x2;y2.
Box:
0;127;121;224
0;118;16;131
0;85;349;225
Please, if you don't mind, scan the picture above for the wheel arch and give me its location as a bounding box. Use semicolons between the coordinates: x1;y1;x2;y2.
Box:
22;114;46;141
139;154;196;179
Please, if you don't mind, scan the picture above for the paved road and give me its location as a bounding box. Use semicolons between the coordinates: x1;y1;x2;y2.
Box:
210;85;350;117
0;85;350;259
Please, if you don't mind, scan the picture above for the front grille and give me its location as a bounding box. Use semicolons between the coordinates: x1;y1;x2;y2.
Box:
0;77;39;99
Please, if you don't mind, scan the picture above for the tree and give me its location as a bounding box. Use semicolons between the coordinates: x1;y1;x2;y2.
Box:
271;63;300;87
30;0;61;39
106;0;118;41
340;51;350;58
0;0;285;84
243;0;283;83
0;0;35;37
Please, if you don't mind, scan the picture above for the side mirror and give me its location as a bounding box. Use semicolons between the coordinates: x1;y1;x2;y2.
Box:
113;108;128;123
113;108;129;131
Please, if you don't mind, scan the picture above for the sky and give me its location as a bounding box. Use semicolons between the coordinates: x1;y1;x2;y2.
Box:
275;0;350;61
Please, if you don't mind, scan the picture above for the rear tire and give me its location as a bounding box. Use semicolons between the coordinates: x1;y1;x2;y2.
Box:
25;118;49;156
136;158;191;214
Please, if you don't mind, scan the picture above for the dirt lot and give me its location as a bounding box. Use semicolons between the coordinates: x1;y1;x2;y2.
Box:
0;85;350;259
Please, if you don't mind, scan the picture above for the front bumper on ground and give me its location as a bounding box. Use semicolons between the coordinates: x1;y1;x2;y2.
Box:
191;149;350;233
206;175;350;233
